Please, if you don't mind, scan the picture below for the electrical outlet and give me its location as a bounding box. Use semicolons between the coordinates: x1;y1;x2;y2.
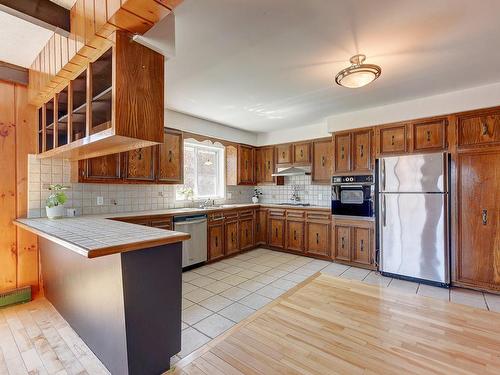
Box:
96;196;104;206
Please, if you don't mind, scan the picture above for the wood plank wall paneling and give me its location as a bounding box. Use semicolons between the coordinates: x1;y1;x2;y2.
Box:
0;81;39;293
28;0;183;107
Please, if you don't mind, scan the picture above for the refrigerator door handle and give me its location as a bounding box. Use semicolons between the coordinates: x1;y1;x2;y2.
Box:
381;159;386;191
382;194;386;227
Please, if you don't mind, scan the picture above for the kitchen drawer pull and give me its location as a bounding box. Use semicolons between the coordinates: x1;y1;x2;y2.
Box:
215;236;218;247
360;144;364;157
316;233;319;244
282;151;285;158
481;123;489;136
341;237;345;249
426;130;431;142
275;228;278;237
360;239;364;251
482;209;488;225
168;150;173;162
294;230;297;241
321;156;325;166
391;135;395;145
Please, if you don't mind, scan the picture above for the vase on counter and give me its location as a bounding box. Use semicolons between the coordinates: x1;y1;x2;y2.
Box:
252;196;259;204
46;205;65;219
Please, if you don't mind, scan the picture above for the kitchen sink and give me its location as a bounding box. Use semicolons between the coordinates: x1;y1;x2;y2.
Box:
276;203;311;206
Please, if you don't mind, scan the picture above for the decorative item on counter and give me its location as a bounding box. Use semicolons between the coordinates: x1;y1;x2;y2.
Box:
252;188;262;204
178;186;194;201
45;184;69;219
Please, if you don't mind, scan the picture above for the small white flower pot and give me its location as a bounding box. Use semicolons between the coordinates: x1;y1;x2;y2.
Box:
252;197;259;204
46;205;65;219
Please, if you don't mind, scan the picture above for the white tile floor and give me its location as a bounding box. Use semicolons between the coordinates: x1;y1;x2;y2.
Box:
175;247;500;364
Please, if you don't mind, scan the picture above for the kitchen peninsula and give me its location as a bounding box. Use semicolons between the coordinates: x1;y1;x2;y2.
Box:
14;217;190;375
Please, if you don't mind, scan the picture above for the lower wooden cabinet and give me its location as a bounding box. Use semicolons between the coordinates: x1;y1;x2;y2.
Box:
239;217;254;250
332;219;375;269
255;209;268;245
208;224;225;261
225;221;239;255
286;220;305;252
151;217;172;230
305;222;330;258
269;217;285;248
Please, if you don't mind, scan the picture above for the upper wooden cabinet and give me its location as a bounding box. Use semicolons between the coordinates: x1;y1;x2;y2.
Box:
276;144;292;164
158;129;183;183
333;129;373;174
312;139;333;184
226;145;256;185
376;124;408;156
457;108;500;148
36;31;164;160
256;146;275;184
412;119;447;151
293;142;311;164
78;153;121;182
124;147;156;182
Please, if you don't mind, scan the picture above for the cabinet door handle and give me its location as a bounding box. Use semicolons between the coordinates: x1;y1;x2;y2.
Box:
391;135;395;146
137;149;143;160
267;160;271;170
426;130;431;142
321;156;325;166
482;123;489;136
300;149;304;157
245;160;248;169
215;236;218;247
168;150;173;162
341;237;345;249
360;239;364;252
245;229;248;238
275;228;278;237
316;233;319;244
282;151;285;158
482;209;488;225
294;230;297;241
341;145;345;159
231;232;234;243
256;223;260;231
360;144;364;157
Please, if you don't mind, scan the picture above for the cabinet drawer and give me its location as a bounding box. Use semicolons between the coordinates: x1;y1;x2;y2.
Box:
458;111;500;147
378;125;407;154
286;210;305;219
209;212;225;223
268;209;286;217
223;211;239;221
238;209;254;218
151;218;173;230
413;119;447;151
306;211;331;222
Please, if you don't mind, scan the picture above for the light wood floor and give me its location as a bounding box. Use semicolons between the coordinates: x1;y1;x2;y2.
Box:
172;273;500;375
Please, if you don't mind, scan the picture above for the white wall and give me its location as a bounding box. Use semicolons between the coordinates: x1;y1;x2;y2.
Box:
326;82;500;133
256;121;330;146
165;109;258;145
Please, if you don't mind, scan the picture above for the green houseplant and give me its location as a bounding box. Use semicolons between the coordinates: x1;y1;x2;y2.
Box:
45;184;69;219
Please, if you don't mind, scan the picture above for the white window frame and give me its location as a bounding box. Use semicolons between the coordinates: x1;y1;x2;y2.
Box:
177;140;225;201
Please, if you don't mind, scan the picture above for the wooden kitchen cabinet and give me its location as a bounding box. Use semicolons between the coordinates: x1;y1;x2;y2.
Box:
276;144;292;164
256;146;275;184
239;217;254;251
457;108;500;147
412;118;447;152
123;146;156;182
305;222;330;258
256;209;268;245
78;153;121;182
333;129;373;173
224;220;239;255
226;144;255;185
312;138;333;183
332;219;375;269
151;217;173;230
286;219;305;253
455;149;500;291
157;129;183;183
208;224;225;261
334;133;351;173
268;210;286;249
376;124;408;155
293;142;311;165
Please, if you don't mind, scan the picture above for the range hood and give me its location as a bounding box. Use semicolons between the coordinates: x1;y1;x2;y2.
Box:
272;166;311;177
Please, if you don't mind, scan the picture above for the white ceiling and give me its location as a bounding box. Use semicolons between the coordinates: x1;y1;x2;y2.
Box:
166;0;500;132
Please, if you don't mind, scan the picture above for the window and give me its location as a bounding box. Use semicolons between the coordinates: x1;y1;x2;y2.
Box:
176;140;225;200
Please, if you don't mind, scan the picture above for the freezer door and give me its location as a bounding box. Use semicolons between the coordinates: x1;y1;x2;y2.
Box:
379;193;448;283
379;153;446;193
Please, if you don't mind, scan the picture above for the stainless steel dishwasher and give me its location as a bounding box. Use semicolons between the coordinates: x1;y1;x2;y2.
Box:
173;214;208;268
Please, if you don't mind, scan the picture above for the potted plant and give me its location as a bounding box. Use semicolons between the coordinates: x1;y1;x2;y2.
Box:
45;184;69;219
178;186;194;201
252;188;262;204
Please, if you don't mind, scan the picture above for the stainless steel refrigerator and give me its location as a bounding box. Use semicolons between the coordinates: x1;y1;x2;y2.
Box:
378;152;450;286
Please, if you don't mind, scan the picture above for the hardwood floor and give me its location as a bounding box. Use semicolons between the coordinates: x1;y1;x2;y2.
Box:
172;273;500;375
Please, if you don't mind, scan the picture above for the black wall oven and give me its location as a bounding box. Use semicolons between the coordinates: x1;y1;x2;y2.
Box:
331;175;374;217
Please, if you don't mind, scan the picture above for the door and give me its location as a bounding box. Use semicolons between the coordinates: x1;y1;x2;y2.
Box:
379;153;445;193
457;111;500;147
287;220;305;252
225;221;239;255
457;151;500;289
413;119;447;152
334;133;351;173
239;218;254;250
352;130;372;172
81;153;121;181
238;145;255;184
269;218;285;248
380;193;447;283
209;224;225;261
333;225;351;261
306;222;330;257
256;210;268;245
352;227;372;266
379;125;407;155
293;142;311;164
276;144;292;164
158;130;183;183
312;139;332;183
124;146;155;181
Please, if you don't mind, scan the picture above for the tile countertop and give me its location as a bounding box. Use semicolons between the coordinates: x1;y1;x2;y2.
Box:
14;203;330;259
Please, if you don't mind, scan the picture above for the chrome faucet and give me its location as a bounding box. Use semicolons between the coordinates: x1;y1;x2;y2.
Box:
200;198;213;209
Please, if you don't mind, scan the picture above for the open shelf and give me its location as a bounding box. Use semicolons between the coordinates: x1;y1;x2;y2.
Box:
91;49;112;134
57;86;69;146
45;99;54;151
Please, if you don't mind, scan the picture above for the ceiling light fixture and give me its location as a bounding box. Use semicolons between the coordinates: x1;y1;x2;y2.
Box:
335;54;381;88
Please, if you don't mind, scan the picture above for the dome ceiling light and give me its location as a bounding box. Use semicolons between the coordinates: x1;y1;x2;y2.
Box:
335;54;381;88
